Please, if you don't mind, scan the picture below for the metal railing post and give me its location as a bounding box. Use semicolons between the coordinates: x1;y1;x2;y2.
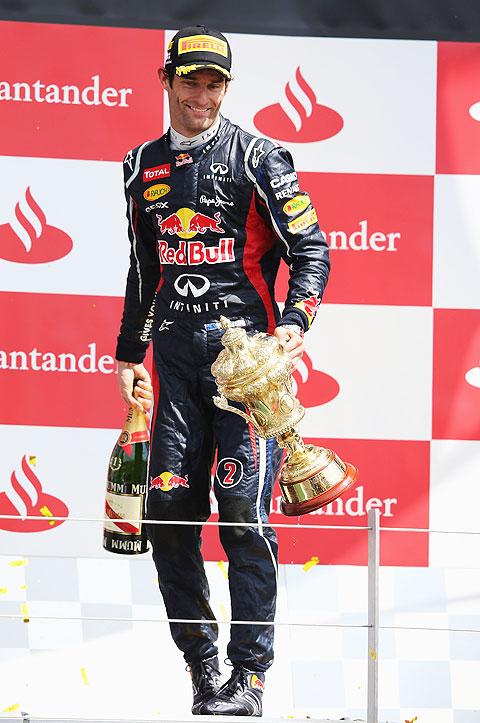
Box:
367;507;380;723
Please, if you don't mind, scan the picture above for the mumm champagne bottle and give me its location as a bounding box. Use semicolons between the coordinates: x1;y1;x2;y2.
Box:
103;406;150;555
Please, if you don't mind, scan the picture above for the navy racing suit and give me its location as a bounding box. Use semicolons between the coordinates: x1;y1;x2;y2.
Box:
116;116;330;672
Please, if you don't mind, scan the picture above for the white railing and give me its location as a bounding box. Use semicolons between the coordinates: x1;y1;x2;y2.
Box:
1;509;479;723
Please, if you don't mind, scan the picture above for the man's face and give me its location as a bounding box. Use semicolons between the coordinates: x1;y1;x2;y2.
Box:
160;68;228;137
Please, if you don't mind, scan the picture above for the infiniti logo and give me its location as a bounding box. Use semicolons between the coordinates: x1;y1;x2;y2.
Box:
174;274;211;298
210;162;228;175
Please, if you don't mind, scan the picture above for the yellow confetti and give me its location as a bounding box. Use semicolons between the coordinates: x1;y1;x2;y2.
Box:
219;603;228;622
20;602;29;623
217;560;228;580
303;556;319;571
80;667;89;685
369;648;377;661
2;704;20;713
40;505;56;526
9;559;27;567
19;585;27;590
29;455;37;466
0;587;7;594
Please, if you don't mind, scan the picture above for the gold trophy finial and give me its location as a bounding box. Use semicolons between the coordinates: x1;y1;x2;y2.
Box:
211;321;357;515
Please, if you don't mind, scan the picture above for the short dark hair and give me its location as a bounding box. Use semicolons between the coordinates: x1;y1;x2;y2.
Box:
163;66;230;88
164;66;175;87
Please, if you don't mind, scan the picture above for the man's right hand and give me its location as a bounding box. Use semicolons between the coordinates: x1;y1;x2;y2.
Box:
117;361;152;415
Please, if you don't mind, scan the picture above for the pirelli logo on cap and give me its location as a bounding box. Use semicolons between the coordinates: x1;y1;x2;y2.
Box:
178;35;228;57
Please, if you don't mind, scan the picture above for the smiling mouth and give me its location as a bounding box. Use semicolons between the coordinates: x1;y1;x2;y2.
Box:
186;104;210;113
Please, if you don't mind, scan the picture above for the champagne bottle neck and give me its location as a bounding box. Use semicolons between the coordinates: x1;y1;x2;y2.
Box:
118;407;149;446
122;407;148;434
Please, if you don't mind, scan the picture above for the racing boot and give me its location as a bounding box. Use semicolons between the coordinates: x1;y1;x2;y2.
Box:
189;655;222;715
201;666;265;716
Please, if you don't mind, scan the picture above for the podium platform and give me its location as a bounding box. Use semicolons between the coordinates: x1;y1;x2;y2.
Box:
0;717;396;723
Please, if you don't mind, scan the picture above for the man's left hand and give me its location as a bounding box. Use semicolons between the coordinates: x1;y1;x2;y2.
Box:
274;326;305;368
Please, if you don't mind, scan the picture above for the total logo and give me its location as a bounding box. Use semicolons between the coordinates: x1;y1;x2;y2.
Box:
156;208;224;238
0;187;73;263
0;455;69;533
143;163;170;182
150;471;190;492
254;66;344;143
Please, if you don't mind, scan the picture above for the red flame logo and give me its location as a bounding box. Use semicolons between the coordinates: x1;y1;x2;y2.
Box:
0;187;73;263
0;455;69;532
254;67;344;143
292;353;339;408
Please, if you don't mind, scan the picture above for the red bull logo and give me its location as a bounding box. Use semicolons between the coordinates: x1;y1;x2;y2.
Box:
158;238;235;265
293;295;320;326
250;675;264;691
156;208;224;239
176;153;193;167
150;471;190;492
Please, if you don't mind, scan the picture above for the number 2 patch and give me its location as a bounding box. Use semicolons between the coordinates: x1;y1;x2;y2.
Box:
215;458;244;488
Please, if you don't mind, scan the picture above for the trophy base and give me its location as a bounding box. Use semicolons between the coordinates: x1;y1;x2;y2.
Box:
280;462;358;516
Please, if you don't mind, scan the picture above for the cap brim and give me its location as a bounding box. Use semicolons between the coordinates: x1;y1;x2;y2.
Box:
175;62;231;80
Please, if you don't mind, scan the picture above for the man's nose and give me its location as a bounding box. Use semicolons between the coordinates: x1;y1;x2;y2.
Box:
193;85;210;105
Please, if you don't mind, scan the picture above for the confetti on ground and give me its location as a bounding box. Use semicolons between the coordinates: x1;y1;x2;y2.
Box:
20;603;29;623
80;667;89;685
29;455;37;466
405;718;418;723
303;556;319;571
219;603;228;622
2;704;20;713
369;648;377;661
217;560;228;579
19;585;27;591
40;505;56;526
0;587;7;594
9;559;27;567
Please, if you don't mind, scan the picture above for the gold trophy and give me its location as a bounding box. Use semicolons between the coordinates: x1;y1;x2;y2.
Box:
211;317;357;516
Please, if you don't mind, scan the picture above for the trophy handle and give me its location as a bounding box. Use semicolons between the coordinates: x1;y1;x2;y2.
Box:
213;395;261;432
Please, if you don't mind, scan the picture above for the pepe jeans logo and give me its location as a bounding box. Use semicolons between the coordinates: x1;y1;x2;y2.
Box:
0;187;73;263
254;66;344;143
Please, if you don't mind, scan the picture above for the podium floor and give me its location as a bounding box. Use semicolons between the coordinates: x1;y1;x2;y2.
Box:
0;717;396;723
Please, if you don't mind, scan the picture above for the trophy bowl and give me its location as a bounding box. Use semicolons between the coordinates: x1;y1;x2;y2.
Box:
211;317;358;516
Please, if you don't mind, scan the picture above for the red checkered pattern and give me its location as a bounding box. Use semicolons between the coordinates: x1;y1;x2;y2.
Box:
1;22;479;567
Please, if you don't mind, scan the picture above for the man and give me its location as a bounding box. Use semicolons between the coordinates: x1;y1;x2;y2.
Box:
116;25;330;716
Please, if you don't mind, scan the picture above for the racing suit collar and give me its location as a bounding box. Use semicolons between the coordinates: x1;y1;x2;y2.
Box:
169;116;221;151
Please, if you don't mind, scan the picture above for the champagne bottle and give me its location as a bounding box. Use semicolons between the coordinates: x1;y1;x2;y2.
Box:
103;406;150;555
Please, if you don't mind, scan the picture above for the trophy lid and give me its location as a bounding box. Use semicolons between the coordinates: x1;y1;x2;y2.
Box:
211;316;281;388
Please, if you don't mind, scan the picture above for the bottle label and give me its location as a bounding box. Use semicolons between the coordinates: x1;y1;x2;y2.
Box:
104;492;143;535
118;429;149;446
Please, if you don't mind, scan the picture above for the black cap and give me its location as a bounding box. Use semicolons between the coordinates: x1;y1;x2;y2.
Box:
165;25;232;80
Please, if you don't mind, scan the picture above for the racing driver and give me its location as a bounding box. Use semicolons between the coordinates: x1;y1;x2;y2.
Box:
115;25;330;717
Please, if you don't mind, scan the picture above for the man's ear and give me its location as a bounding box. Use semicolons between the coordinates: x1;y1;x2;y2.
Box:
158;67;170;89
